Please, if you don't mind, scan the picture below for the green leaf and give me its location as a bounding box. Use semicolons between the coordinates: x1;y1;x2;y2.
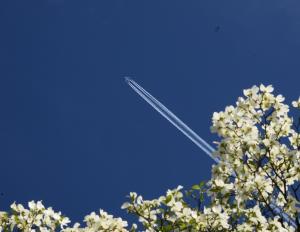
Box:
199;181;205;188
165;195;172;204
192;185;201;190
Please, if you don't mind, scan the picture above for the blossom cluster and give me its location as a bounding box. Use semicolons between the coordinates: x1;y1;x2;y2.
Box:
121;185;230;231
0;201;70;232
209;84;300;231
1;84;300;231
0;201;132;232
63;210;133;232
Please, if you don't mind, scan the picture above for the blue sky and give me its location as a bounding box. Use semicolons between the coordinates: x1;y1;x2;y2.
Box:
1;0;300;223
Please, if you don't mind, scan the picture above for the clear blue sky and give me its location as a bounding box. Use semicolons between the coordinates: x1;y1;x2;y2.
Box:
1;0;300;223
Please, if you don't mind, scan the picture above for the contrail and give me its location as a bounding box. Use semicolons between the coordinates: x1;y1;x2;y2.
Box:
124;77;296;228
125;77;219;163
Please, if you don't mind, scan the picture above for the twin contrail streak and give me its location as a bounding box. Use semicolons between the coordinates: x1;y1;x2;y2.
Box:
125;77;219;163
124;77;296;228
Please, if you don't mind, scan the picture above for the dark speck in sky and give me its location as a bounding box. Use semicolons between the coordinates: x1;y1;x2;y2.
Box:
214;25;221;32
